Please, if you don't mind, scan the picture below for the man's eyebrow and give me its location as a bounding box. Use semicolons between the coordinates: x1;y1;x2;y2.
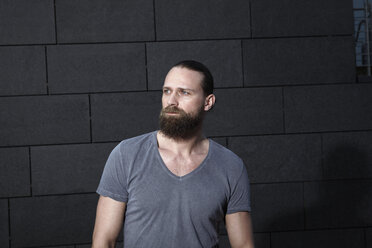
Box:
178;87;195;92
162;86;195;92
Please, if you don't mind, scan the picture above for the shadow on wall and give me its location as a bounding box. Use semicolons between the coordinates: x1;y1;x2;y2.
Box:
264;144;371;248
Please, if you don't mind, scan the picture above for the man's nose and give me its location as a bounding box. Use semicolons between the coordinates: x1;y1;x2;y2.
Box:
167;92;178;105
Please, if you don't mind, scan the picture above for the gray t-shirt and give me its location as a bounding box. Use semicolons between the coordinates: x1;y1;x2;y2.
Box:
97;131;251;248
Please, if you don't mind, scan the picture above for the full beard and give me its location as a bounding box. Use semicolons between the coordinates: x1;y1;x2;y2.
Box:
159;105;204;140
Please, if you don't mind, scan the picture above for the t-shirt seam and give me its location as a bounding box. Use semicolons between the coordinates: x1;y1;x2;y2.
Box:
228;160;245;201
226;205;251;213
97;188;128;202
226;159;249;214
117;141;128;191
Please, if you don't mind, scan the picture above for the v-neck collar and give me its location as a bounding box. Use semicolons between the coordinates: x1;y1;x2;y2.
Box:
152;131;212;181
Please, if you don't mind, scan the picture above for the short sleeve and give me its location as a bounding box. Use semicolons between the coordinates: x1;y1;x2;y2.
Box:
96;143;128;202
226;163;251;214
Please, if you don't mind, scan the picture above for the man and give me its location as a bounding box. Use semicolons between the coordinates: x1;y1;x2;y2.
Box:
92;60;254;248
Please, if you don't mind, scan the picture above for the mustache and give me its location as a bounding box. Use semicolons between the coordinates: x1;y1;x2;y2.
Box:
163;106;185;114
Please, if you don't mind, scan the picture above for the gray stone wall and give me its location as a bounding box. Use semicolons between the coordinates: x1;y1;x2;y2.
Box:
1;0;371;247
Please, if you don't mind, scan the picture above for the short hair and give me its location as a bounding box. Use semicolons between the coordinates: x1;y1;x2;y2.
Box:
172;60;214;96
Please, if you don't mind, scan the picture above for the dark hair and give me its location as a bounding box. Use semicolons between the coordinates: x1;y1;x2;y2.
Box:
172;60;214;96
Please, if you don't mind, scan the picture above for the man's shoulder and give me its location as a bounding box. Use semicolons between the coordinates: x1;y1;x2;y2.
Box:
120;131;156;145
210;139;241;160
114;131;156;154
209;139;244;168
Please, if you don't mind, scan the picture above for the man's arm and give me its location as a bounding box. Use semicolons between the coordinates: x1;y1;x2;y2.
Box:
92;195;126;248
225;211;254;248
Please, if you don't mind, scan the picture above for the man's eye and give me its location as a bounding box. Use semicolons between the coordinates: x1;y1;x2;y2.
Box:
163;89;170;94
181;90;189;95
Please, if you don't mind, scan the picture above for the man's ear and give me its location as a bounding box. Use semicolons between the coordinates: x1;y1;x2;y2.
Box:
204;94;216;111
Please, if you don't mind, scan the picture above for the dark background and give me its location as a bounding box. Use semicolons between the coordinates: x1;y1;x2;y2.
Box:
0;0;371;247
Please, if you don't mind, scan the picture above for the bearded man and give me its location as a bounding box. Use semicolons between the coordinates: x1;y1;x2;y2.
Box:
92;60;254;248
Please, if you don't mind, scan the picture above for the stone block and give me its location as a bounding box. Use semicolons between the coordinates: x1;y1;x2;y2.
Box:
204;88;283;137
243;37;355;86
31;143;117;195
48;43;146;93
0;95;90;146
155;0;251;40
0;46;46;96
271;229;365;248
0;200;9;248
367;228;372;248
229;134;322;183
10;194;98;247
304;180;372;228
0;147;30;197
91;92;161;142
147;40;243;90
253;233;270;248
41;246;73;248
251;0;353;37
56;0;154;43
0;0;55;45
250;183;304;232
322;131;372;180
284;84;372;133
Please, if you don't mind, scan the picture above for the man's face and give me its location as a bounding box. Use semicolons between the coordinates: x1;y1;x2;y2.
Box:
159;67;206;139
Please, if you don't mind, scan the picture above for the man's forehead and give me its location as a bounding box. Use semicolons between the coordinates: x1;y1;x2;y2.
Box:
163;67;203;89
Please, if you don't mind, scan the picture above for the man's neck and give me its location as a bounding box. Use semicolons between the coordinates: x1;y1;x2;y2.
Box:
157;129;208;156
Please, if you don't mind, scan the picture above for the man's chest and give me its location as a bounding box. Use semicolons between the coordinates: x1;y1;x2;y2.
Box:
126;163;229;221
162;158;202;177
158;150;208;177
